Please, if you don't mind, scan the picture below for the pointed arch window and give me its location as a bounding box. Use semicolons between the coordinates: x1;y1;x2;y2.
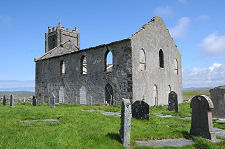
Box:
174;59;178;75
168;85;171;94
159;49;164;68
139;48;146;71
153;84;158;106
81;56;87;74
105;50;113;72
105;83;113;105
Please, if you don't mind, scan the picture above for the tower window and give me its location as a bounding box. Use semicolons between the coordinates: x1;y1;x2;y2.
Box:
159;49;164;68
81;56;87;74
105;50;113;72
60;60;65;75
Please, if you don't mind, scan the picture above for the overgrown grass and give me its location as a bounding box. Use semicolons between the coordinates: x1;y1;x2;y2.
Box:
0;101;224;149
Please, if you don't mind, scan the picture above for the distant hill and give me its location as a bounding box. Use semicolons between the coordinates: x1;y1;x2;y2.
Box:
183;87;212;91
0;91;35;96
182;88;211;101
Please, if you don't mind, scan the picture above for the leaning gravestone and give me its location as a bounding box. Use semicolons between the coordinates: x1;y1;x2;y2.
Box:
190;95;216;140
3;95;6;106
49;94;55;108
120;98;131;148
132;100;150;120
10;95;14;108
32;96;37;106
168;91;178;112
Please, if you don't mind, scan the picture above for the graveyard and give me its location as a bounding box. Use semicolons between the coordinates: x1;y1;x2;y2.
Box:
0;92;225;149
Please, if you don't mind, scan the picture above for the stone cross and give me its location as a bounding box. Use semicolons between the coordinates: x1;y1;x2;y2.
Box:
190;95;216;140
10;95;14;108
49;94;55;108
3;95;6;106
32;96;37;106
168;91;178;112
132;100;150;120
120;98;131;148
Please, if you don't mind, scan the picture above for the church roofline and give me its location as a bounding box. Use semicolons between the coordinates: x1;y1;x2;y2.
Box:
35;38;130;62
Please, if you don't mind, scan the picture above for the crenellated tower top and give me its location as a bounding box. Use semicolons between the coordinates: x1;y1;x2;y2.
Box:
45;21;80;53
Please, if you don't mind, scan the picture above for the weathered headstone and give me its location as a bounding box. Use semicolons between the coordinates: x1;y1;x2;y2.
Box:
10;95;14;108
32;96;37;106
168;91;178;112
132;100;150;120
190;95;216;140
120;98;131;148
3;95;6;106
49;94;55;108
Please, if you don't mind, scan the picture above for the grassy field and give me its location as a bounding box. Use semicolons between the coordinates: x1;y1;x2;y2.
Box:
183;89;210;101
0;100;225;149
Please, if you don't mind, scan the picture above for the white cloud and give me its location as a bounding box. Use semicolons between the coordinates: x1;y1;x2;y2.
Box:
198;33;225;57
0;15;12;26
153;6;172;18
197;15;210;21
183;63;225;88
209;63;221;71
169;17;190;39
178;0;187;4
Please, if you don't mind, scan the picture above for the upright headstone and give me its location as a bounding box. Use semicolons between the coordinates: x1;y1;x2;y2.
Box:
3;95;6;106
132;100;150;120
49;94;55;108
120;98;131;148
10;95;14;108
168;91;178;112
190;95;216;140
32;96;37;106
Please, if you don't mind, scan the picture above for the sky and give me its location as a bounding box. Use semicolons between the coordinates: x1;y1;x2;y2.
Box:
0;0;225;90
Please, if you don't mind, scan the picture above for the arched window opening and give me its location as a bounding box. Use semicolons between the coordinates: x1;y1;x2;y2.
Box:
153;85;158;106
174;59;178;75
81;56;87;74
139;48;146;71
105;50;113;72
52;38;56;48
59;86;64;103
60;60;65;75
80;85;86;105
159;49;164;68
168;85;171;94
105;83;113;105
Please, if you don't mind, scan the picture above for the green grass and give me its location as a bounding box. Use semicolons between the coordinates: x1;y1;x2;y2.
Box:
0;102;225;149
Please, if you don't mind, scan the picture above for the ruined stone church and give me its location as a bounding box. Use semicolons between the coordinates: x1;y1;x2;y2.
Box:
35;16;182;106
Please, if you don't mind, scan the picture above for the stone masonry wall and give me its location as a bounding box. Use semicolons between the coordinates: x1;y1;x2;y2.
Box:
131;16;183;106
210;88;225;118
35;39;132;105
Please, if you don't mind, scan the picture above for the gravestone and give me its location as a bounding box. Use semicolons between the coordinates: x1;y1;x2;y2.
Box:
3;95;6;106
168;91;178;112
10;95;14;107
120;98;131;148
49;94;55;108
132;100;150;120
32;96;37;106
190;95;216;140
